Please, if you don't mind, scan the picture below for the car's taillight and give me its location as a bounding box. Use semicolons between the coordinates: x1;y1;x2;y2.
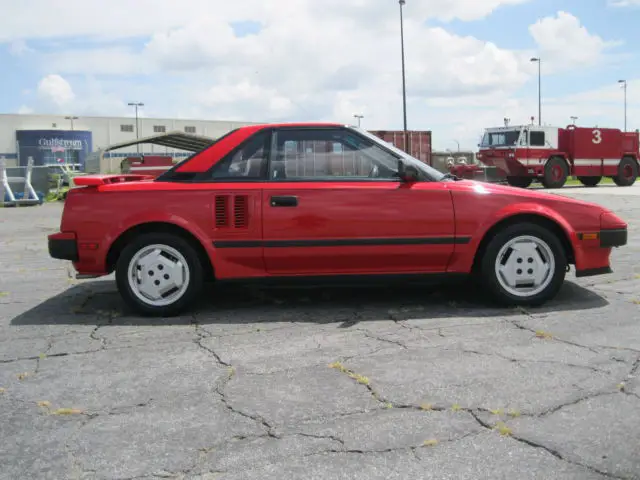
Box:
600;211;627;230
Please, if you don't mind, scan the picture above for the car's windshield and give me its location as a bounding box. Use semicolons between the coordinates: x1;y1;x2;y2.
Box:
480;129;521;147
352;127;446;181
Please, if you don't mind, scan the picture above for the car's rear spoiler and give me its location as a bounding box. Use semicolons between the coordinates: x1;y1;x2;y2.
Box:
73;174;155;187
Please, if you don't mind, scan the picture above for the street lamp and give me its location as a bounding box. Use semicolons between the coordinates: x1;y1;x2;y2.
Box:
453;139;460;152
570;116;578;125
65;116;78;131
399;0;408;149
353;114;364;128
618;80;627;132
530;57;541;126
128;102;144;153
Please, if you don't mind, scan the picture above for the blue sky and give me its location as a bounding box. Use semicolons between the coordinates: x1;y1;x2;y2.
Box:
0;0;639;149
431;0;638;96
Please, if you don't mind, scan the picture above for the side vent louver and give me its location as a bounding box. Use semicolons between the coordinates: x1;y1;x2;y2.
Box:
215;195;229;228
215;194;249;229
233;195;248;228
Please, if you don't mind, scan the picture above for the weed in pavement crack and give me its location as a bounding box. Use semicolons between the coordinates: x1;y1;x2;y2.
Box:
469;410;627;480
510;320;600;354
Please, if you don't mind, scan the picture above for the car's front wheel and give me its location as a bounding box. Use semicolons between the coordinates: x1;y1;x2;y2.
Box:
479;223;566;306
115;232;204;316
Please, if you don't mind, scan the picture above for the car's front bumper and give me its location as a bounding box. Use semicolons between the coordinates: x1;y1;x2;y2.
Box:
598;228;627;248
574;226;627;278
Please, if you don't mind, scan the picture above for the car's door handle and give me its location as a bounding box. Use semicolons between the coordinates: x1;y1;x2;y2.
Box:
270;195;298;207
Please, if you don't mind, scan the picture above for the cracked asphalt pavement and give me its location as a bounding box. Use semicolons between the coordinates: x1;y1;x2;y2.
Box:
1;185;639;480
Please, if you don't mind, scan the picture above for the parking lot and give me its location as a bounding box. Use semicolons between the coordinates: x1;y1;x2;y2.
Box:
1;185;639;480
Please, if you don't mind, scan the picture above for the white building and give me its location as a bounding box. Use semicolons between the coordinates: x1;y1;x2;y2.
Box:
0;113;259;170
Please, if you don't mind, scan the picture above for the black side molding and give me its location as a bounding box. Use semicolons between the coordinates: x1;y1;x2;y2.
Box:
213;236;472;249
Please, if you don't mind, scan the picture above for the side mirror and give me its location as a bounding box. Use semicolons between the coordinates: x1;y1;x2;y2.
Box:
398;163;419;182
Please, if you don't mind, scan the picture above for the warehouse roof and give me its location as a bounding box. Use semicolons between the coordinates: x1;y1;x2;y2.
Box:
104;130;216;153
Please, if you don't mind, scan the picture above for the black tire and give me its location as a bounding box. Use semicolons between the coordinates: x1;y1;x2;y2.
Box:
577;176;601;187
541;157;568;189
115;232;204;316
478;222;567;307
612;157;638;187
506;176;533;188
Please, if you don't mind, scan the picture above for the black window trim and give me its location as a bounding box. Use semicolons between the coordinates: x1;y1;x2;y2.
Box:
264;126;405;183
200;128;273;182
158;125;441;184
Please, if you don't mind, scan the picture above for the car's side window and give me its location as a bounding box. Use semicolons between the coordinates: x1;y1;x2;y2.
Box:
209;131;270;180
270;129;400;181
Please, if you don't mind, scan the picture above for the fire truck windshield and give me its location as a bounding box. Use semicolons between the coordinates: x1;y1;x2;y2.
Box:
480;130;521;148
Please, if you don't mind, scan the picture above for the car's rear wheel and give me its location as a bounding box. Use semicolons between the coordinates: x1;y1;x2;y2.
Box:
479;223;566;306
115;232;204;316
577;176;601;187
506;176;533;188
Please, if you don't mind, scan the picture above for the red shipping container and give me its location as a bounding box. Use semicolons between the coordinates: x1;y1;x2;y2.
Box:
368;130;432;166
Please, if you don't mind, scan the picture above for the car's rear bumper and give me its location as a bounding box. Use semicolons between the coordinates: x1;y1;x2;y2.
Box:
48;232;79;261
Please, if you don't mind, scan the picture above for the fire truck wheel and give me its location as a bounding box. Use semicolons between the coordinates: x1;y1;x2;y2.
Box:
506;176;533;188
613;157;638;187
478;222;566;307
577;176;602;187
541;157;568;189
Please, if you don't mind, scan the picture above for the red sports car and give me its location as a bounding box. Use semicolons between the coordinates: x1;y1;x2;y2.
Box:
48;123;628;316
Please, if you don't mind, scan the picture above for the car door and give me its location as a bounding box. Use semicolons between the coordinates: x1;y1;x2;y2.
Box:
261;127;456;275
206;130;270;278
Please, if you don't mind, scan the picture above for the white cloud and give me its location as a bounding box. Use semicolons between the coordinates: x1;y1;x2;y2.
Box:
528;11;621;72
0;0;530;42
5;2;625;151
8;39;33;56
36;74;75;107
608;0;640;6
41;47;152;75
17;105;34;114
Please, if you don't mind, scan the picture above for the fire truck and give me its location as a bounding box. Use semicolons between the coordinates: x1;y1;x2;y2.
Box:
476;124;639;188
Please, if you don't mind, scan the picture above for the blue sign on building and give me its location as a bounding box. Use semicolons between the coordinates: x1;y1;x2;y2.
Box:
16;130;93;170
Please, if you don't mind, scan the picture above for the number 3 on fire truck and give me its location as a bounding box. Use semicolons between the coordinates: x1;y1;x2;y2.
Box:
592;129;602;144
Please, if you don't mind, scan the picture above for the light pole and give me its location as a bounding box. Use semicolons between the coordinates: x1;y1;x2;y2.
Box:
618;80;627;131
65;115;78;131
399;0;408;150
353;114;364;128
530;57;541;125
128;102;144;153
453;139;460;152
570;116;578;125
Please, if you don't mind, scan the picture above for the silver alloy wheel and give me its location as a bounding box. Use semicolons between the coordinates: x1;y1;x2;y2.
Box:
127;244;190;307
494;235;555;298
